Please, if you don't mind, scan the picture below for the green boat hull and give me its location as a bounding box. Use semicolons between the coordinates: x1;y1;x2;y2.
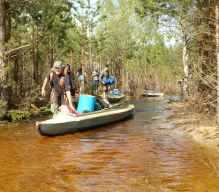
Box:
38;104;134;136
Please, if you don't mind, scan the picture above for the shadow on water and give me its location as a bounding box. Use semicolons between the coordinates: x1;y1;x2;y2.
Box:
1;95;219;191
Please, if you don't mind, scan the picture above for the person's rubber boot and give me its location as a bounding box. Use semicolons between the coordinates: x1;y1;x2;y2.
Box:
50;104;59;118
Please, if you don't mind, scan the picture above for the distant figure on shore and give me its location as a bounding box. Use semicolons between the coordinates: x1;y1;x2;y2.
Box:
92;67;99;94
128;76;136;93
99;64;110;100
178;74;186;97
145;75;156;91
178;74;185;85
76;67;86;94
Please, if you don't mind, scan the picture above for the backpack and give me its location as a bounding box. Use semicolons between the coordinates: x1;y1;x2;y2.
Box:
94;101;101;111
96;98;109;109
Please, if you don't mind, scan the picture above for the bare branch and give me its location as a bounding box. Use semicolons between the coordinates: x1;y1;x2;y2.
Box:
6;0;44;13
6;1;31;13
5;36;44;55
7;0;30;5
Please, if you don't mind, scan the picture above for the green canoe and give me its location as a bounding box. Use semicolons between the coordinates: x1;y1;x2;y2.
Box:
37;104;134;136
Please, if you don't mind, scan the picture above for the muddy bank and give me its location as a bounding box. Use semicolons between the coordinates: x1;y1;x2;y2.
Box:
167;101;219;151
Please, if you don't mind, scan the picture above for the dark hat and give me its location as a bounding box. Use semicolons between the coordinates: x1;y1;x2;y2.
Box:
65;64;70;69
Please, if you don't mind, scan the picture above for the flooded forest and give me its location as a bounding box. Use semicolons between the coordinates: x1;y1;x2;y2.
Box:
1;0;219;191
0;0;217;120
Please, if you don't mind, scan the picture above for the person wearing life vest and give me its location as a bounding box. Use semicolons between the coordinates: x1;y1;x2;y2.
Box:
41;61;76;118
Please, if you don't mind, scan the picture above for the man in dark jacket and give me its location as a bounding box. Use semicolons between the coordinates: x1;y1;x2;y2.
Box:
99;64;109;100
64;64;75;97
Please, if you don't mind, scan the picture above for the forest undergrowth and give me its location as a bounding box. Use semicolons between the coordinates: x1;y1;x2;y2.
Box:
0;75;217;124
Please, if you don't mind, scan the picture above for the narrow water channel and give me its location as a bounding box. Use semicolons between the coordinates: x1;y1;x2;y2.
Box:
1;96;219;191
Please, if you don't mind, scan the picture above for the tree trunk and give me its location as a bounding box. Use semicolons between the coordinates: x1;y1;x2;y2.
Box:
182;30;189;98
81;8;85;90
99;53;101;72
20;51;24;96
196;0;204;73
144;48;147;87
216;1;219;123
0;0;9;118
88;0;93;76
32;24;36;83
70;50;73;66
121;49;125;91
32;44;35;83
6;2;10;41
14;54;19;84
35;27;39;82
50;34;54;68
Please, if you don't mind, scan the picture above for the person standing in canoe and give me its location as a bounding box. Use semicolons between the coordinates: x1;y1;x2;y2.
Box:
41;61;77;118
99;64;110;100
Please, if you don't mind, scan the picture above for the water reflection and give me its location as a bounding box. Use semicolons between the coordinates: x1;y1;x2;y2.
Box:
0;96;219;191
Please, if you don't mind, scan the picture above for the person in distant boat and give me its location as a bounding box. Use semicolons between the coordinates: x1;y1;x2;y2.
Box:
76;67;87;94
92;67;100;94
41;61;76;118
99;64;110;100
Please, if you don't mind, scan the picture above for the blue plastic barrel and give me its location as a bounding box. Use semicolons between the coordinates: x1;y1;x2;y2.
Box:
77;94;96;113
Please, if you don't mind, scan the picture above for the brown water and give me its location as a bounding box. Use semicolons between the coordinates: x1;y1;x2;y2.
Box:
1;97;219;191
